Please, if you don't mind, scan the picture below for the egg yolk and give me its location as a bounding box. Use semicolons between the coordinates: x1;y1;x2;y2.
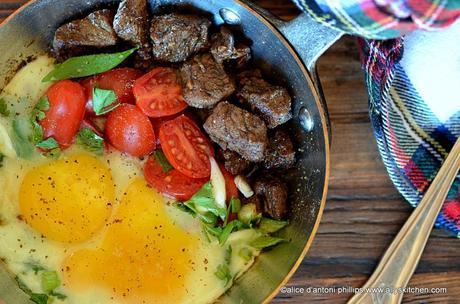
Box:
63;179;199;303
19;154;115;243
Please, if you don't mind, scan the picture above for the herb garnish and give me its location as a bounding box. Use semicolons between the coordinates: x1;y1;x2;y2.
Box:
155;150;173;173
92;87;119;116
0;98;10;117
77;127;104;155
43;48;137;82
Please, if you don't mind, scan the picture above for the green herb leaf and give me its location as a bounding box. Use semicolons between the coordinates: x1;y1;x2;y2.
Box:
92;87;119;116
184;182;227;220
249;236;285;250
0;98;10;117
77;127;104;155
29;293;49;304
35;96;50;112
258;218;289;234
50;291;67;300
43;48;137;82
239;247;253;262
41;271;61;293
25;261;47;275
219;220;243;245
230;197;241;213
202;224;223;239
0;153;4;168
36;137;59;150
12;117;34;158
155;151;173;173
214;264;232;286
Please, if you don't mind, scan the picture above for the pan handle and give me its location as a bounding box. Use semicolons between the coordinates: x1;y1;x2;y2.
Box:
241;2;344;136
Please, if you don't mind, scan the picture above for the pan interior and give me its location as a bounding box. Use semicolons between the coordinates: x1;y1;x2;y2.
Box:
0;0;328;303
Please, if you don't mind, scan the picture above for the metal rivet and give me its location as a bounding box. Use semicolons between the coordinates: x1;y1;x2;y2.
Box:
299;107;314;132
219;8;241;25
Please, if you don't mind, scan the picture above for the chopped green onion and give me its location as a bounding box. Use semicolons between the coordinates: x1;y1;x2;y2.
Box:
41;271;61;293
230;197;241;213
214;264;232;286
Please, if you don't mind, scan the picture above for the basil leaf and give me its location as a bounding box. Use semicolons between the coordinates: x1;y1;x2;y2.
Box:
155;150;173;173
249;236;285;250
214;264;232;286
41;271;61;293
77;127;104;155
92;87;119;116
0;98;10;117
258;218;289;234
29;293;48;304
24;261;47;275
36;137;59;150
203;225;222;238
50;291;67;300
12;117;34;158
239;247;253;262
43;48;137;82
35;96;50;112
219;220;243;245
184;182;227;220
174;203;217;225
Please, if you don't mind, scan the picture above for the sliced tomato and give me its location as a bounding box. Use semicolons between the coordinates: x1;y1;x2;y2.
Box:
134;67;188;118
81;68;143;115
144;155;207;201
40;80;87;148
159;115;214;179
220;164;239;200
105;104;156;157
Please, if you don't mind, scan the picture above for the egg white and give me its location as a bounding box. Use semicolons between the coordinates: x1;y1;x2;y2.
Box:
0;56;260;304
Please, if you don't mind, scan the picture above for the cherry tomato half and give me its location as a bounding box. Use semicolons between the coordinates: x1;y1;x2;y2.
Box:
159;115;214;179
134;67;188;118
144;155;207;201
81;68;143;115
105;104;156;157
40;80;86;148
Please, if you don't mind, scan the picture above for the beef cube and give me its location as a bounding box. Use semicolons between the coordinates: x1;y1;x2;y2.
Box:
264;129;296;170
53;10;118;58
179;53;235;108
114;0;151;60
204;102;268;162
254;175;288;220
222;149;252;175
211;27;251;66
150;13;211;62
237;72;292;128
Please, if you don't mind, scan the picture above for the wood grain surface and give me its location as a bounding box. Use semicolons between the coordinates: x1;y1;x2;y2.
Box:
1;1;459;303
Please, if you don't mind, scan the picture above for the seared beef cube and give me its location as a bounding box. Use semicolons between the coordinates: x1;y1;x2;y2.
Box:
114;0;151;60
204;102;268;162
222;149;252;175
53;10;118;58
264;129;296;170
237;72;292;128
150;13;211;62
254;175;288;220
179;53;235;108
211;27;251;65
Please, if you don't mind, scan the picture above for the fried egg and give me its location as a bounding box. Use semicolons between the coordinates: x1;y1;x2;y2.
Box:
0;56;260;304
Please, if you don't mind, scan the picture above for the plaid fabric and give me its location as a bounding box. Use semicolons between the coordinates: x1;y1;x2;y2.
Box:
293;0;460;39
360;38;460;237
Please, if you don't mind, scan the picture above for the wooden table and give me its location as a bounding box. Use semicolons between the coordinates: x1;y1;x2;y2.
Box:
1;1;459;303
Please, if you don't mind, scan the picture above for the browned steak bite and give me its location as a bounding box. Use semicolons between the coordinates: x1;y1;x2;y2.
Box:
53;9;118;58
150;13;211;62
237;71;292;128
114;0;151;60
222;149;252;175
254;175;288;220
211;27;251;65
204;102;268;162
264;129;296;170
179;53;235;108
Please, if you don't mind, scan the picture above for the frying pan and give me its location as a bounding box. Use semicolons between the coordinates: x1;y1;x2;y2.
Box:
0;0;343;303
